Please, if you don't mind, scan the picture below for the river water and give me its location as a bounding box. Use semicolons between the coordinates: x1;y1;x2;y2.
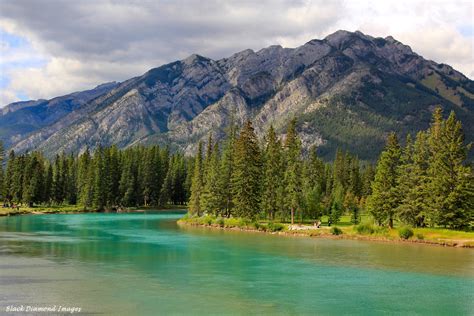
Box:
0;211;473;315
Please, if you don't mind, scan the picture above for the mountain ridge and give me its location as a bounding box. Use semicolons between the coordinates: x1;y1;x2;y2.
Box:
2;30;473;160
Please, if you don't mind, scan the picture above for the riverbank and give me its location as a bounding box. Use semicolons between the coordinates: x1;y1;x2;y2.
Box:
0;204;187;216
178;215;474;248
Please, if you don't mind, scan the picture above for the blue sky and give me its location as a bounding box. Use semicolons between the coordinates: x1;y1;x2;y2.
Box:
0;0;472;106
0;28;46;101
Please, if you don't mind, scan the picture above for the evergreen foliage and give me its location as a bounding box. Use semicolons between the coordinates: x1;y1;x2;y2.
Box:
1;145;190;209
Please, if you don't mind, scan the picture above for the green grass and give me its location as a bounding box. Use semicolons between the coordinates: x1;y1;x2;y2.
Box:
0;203;187;216
0;204;82;216
180;213;474;247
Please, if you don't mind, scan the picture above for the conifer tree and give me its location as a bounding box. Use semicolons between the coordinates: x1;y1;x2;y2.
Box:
93;147;107;210
283;119;302;224
261;126;283;220
44;163;53;204
3;150;15;204
201;144;223;215
189;142;204;215
396;133;429;226
232;121;262;219
368;133;401;228
427;110;473;229
343;191;360;224
219;117;237;217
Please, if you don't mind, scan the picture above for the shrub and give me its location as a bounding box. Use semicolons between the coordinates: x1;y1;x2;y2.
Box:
267;222;285;232
330;227;343;235
198;215;215;225
398;226;414;240
224;217;248;228
355;222;388;235
251;221;261;230
216;217;225;227
416;233;424;240
355;222;375;235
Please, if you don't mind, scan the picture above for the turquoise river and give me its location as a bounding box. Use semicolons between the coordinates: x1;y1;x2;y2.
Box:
0;211;473;315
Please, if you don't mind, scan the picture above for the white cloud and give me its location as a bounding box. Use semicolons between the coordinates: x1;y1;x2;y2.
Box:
0;0;472;106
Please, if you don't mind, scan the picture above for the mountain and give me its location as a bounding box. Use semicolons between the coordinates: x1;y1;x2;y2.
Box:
2;30;473;160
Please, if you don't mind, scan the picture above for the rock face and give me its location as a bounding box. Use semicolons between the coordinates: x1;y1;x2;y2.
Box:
2;30;473;160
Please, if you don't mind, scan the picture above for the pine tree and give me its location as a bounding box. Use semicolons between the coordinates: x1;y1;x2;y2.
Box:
343;191;360;224
12;154;25;203
261;126;283;220
301;149;325;221
329;183;344;225
232;121;262;219
427;110;473;229
368;133;401;228
93;147;107;210
22;153;45;207
361;164;375;197
44;163;53;204
3;150;15;204
396;133;429;226
159;161;173;206
200;144;223;215
189;142;204;215
283;119;302;224
78;149;93;208
219;117;237;217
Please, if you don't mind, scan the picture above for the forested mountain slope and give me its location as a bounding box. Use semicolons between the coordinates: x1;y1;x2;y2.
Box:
2;30;473;160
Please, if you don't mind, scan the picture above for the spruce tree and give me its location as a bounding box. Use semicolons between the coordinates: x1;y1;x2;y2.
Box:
261;126;283;220
427;110;473;229
3;151;16;204
219;117;237;217
283;119;302;224
93;147;107;210
232;121;262;219
396;133;429;226
189;142;204;215
200;144;223;215
368;133;401;228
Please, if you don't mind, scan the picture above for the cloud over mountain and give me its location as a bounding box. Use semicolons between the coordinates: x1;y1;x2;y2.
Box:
0;0;472;106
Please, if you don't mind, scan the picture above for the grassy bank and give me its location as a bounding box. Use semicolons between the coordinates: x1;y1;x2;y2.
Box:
178;214;474;248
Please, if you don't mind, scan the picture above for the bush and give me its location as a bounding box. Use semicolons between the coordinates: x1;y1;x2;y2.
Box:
216;217;225;227
267;222;285;232
398;226;414;240
416;233;424;240
355;222;375;235
198;215;215;225
224;217;248;228
330;227;343;235
251;221;261;230
355;222;388;235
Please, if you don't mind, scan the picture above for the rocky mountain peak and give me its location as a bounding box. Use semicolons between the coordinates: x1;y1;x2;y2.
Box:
2;30;473;161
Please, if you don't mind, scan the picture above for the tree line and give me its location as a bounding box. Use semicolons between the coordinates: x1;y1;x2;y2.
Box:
189;108;472;229
189;119;375;225
0;145;191;210
368;108;473;229
0;107;471;230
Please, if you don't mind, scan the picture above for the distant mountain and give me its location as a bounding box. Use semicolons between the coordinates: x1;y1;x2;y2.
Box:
2;30;473;160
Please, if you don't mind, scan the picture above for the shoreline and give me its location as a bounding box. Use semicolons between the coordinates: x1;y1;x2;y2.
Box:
177;220;474;249
0;206;187;217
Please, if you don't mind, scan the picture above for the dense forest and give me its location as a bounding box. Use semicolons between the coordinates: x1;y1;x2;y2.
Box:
0;107;472;230
188;107;472;230
0;145;191;210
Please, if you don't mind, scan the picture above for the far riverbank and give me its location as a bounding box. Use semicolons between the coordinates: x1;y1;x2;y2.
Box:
0;204;187;216
178;215;474;248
